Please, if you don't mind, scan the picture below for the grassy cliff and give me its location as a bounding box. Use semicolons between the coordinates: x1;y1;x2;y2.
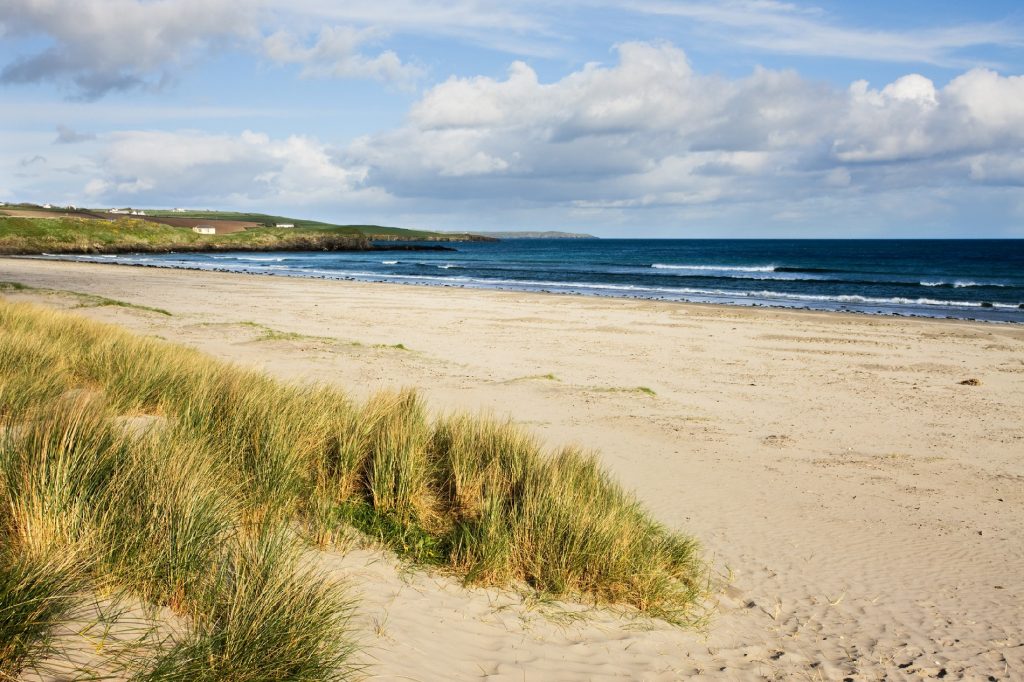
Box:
0;216;378;255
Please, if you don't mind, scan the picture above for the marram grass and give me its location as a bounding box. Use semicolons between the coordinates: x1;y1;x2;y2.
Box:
0;298;706;677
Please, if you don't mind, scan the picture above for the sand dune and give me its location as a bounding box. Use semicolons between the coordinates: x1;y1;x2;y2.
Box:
3;258;1022;680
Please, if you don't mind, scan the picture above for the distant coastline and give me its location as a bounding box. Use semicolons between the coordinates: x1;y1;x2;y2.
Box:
456;230;598;239
0;211;480;256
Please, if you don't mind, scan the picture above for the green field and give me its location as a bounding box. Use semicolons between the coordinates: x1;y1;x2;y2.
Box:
0;205;488;246
0;215;414;255
142;209;445;239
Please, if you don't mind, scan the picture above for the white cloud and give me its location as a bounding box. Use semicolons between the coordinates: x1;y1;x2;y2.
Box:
7;37;1024;235
834;68;1024;162
0;0;254;98
0;0;428;97
341;42;1024;218
4;0;1021;103
263;25;422;85
347;43;829;205
85;129;370;206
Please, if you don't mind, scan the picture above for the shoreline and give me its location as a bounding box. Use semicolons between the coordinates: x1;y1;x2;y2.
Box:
11;254;1023;324
2;257;1022;679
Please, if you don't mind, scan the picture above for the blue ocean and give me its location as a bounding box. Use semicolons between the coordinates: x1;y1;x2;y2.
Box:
53;239;1024;322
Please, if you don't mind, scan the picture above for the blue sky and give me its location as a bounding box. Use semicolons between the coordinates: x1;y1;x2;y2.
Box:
1;0;1022;237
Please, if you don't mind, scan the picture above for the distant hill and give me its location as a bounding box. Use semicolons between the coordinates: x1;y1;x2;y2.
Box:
463;231;598;239
0;205;492;242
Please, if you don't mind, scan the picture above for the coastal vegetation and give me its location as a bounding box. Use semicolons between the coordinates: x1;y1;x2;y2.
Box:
0;215;374;255
0;214;483;256
0;299;706;678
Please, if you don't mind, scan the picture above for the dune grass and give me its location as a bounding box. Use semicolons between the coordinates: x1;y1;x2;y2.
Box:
0;298;705;676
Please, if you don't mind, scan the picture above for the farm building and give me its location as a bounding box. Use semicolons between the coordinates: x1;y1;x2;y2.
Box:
192;225;216;235
275;223;295;228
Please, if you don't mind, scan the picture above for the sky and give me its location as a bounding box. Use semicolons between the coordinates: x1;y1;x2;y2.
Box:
1;0;1023;237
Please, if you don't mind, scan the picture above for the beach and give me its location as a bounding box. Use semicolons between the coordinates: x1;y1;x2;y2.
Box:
3;257;1022;680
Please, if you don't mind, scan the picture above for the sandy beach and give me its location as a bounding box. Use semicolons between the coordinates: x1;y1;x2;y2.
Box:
2;257;1022;681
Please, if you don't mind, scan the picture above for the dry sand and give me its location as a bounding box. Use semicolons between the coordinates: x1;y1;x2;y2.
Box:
3;257;1022;681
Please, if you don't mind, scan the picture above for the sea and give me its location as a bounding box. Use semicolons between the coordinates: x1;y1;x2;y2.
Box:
48;239;1024;323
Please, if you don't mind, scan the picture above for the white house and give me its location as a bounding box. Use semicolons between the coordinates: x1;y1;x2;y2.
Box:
108;208;128;214
173;208;187;213
42;203;52;209
192;226;216;235
275;223;295;228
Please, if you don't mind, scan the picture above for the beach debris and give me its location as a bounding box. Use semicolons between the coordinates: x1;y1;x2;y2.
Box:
959;378;981;386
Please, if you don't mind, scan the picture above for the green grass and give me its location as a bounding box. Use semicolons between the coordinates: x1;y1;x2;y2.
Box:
0;299;706;676
0;216;373;255
373;343;409;351
1;208;488;245
142;210;444;240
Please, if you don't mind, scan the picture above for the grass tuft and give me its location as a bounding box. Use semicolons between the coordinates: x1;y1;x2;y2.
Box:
0;550;90;677
140;527;356;682
373;343;409;351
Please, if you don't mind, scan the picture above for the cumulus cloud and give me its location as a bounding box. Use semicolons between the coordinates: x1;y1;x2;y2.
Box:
834;69;1024;162
340;42;1024;216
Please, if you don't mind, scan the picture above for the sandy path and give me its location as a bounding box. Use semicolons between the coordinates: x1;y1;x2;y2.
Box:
2;258;1022;681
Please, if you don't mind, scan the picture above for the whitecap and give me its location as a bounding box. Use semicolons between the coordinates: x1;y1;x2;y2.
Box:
651;263;776;273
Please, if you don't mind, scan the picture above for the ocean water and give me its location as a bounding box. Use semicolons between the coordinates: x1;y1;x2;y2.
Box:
49;239;1024;322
